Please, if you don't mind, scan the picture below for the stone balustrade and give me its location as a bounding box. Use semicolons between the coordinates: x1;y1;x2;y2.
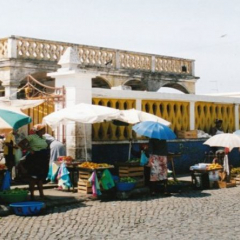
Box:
0;36;194;75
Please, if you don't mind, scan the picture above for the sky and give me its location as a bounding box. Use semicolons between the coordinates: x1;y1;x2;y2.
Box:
1;0;240;94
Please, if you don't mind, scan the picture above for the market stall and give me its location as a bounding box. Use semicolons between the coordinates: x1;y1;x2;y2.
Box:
77;162;115;196
190;163;223;189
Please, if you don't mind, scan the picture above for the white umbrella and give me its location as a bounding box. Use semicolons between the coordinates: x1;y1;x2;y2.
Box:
118;108;171;126
42;103;121;128
42;103;121;160
203;133;240;181
203;133;240;151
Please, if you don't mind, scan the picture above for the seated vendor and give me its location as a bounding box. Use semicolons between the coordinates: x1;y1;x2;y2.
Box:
212;150;225;165
209;119;224;136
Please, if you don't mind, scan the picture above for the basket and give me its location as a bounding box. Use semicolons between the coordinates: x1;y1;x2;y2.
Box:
116;182;136;191
9;201;45;216
0;191;28;203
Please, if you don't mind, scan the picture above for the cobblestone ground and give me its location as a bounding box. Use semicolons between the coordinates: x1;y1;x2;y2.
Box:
1;187;240;240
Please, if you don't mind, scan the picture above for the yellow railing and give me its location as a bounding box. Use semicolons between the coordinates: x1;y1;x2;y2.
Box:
92;98;236;141
142;100;190;132
92;98;135;141
195;102;235;133
24;98;237;141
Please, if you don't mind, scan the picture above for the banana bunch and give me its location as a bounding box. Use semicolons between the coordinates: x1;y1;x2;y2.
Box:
98;163;113;168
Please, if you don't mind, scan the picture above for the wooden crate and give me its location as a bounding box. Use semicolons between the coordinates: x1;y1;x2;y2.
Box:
119;166;144;177
78;170;92;194
218;180;236;188
177;130;198;139
234;177;240;185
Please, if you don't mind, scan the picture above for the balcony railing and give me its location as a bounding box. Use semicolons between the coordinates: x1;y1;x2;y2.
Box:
0;36;194;75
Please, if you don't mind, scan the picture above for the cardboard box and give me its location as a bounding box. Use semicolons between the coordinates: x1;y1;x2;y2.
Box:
218;180;236;188
177;130;198;139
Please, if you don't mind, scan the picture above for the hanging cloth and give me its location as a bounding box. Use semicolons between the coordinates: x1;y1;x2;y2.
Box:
57;163;72;188
46;162;60;182
88;170;102;196
100;169;115;190
223;154;229;175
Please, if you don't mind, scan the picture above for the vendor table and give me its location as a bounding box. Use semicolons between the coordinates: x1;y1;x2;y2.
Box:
167;153;181;181
190;167;223;189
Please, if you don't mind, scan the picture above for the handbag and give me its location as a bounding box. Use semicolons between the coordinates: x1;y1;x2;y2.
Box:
140;151;149;166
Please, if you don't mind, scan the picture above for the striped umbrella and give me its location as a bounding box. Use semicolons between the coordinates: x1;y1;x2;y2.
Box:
0;106;32;135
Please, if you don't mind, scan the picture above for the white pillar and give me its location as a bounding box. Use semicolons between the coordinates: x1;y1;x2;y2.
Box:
189;101;195;130
151;56;155;73
136;99;142;111
235;104;239;130
47;47;97;161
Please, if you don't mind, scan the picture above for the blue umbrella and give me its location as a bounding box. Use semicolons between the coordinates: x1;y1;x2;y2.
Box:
132;121;176;140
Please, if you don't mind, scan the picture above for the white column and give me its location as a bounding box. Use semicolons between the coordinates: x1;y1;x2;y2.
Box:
189;101;195;130
48;71;95;161
47;46;97;161
135;99;142;111
151;56;155;72
3;85;18;99
235;104;239;130
115;51;120;69
7;37;17;58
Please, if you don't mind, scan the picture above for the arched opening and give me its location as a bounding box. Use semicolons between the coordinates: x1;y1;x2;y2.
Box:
92;77;111;89
124;79;147;91
158;83;189;94
17;72;54;99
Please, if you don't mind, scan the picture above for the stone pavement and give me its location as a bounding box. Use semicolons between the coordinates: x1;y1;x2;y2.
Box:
1;180;240;239
0;175;190;217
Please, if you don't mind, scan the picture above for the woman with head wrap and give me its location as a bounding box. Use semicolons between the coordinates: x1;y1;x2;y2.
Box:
18;124;50;200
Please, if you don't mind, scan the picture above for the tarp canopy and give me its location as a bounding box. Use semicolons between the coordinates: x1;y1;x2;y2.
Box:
0;97;44;110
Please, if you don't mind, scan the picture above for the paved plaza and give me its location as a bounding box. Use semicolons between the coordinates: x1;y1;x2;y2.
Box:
1;185;240;240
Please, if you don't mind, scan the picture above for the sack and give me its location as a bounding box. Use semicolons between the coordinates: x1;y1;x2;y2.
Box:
140;151;148;166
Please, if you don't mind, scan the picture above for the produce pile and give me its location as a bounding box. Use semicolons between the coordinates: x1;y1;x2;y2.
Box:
119;177;136;183
0;188;28;195
57;156;73;163
126;158;140;163
231;167;240;177
79;162;114;169
207;163;222;170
